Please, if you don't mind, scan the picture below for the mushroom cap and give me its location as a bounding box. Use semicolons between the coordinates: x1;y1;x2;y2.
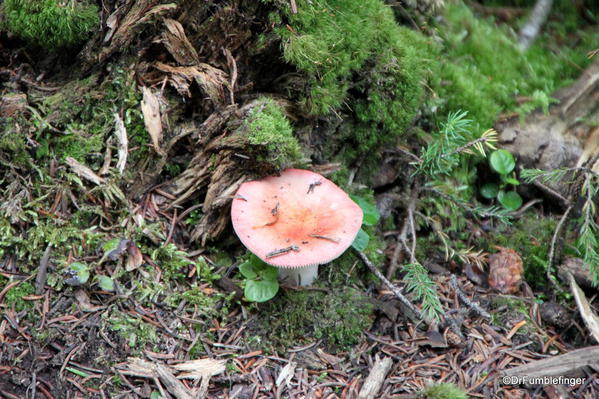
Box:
231;169;363;268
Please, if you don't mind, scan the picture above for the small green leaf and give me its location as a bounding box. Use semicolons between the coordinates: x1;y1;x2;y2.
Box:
97;275;115;291
239;260;259;280
244;279;279;302
350;195;380;226
503;177;520;186
351;228;370;251
66;262;89;285
150;392;161;399
490;149;516;175
480;183;499;199
498;191;522;211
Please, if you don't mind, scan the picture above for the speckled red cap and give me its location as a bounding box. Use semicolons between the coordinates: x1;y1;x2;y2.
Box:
231;169;363;268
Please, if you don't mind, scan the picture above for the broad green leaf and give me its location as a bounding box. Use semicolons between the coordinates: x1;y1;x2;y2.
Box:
239;255;278;280
261;265;278;280
244;279;279;302
350;195;380;226
97;275;115;291
67;262;89;285
351;228;370;251
480;183;499;199
490;149;515;175
498;191;522;211
239;260;259;279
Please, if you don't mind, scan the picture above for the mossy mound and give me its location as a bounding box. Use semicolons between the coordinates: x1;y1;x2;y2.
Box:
3;0;99;49
271;0;434;155
246;287;374;351
245;97;303;169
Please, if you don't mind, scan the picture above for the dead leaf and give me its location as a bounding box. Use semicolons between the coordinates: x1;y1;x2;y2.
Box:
66;157;105;185
74;289;104;312
276;361;296;387
114;113;128;173
487;246;523;294
568;272;599;343
126;242;144;271
103;8;120;43
140;87;163;153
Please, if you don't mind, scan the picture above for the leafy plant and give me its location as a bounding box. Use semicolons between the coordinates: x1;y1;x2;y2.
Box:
480;149;522;211
239;255;279;302
350;194;381;251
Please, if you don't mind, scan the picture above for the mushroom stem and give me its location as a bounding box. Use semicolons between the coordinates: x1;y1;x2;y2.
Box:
278;264;319;286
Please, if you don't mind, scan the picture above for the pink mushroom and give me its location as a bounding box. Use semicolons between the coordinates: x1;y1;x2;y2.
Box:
231;169;363;286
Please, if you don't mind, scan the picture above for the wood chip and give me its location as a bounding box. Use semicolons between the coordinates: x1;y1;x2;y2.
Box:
358;356;393;399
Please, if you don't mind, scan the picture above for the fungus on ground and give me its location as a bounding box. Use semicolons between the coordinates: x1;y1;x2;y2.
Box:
231;169;363;286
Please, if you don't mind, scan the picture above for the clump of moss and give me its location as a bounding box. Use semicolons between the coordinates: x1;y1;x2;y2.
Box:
421;383;468;399
248;287;373;350
104;306;158;349
1;280;35;312
246;98;303;169
3;0;99;49
272;0;433;154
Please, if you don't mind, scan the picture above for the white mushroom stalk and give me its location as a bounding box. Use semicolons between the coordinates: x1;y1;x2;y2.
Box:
231;169;363;286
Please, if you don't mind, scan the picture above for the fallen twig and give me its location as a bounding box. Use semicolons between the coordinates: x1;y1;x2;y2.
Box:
518;0;553;50
449;275;491;319
35;245;51;295
358;356;393;399
502;346;599;378
355;250;424;321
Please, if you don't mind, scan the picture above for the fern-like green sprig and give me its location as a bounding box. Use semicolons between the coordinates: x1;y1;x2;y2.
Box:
402;262;444;321
416;111;497;178
576;176;599;285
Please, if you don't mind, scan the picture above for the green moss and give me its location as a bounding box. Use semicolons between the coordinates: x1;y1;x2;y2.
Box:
3;0;99;49
433;2;599;130
248;287;373;350
105;306;158;349
421;383;468;399
1;279;35;312
271;0;433;155
246;98;303;169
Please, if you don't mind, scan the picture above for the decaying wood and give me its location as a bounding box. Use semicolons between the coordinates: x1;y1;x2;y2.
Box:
502;346;599;378
568;273;599;344
498;58;599;182
357;356;393;399
558;257;597;288
80;1;176;68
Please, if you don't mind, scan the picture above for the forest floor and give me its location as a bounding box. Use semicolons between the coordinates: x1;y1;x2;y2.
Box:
1;1;599;398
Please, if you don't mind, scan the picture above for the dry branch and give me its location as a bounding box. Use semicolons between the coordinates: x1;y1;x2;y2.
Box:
502;346;599;378
358;356;393;399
